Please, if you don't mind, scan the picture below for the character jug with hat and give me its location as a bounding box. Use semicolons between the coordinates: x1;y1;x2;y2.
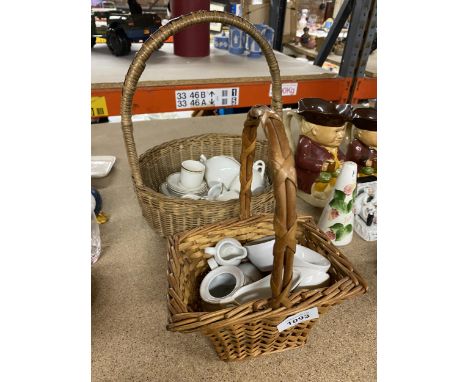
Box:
346;107;377;181
285;98;352;207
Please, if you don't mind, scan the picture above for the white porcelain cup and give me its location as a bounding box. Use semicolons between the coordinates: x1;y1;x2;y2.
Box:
204;238;248;269
229;160;266;194
180;160;205;189
206;182;224;200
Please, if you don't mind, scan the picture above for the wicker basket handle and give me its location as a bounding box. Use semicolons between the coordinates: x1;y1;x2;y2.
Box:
240;106;297;309
121;11;283;188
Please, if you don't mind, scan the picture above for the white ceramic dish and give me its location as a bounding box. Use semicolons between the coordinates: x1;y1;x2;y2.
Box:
295;268;330;288
160;183;173;197
161;183;207;199
91;156;116;178
246;240;331;273
226;270;302;305
167;173;207;194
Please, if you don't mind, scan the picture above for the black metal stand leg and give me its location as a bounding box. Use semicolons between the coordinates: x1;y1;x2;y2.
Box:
315;0;353;67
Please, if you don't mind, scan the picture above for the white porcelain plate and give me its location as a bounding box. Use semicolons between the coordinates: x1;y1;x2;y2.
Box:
91;156;116;178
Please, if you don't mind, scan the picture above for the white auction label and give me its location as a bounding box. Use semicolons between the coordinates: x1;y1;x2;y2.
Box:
277;307;319;332
175;88;240;109
269;83;298;97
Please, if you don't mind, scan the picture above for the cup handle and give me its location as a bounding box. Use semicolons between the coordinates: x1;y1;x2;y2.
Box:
207;257;219;270
200;154;207;164
253;160;266;179
204;247;217;256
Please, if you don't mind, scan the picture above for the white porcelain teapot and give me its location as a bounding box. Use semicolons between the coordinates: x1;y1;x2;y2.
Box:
200;154;241;188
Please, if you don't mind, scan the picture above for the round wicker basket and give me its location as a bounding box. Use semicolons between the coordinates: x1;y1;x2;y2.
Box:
138;133;274;236
121;11;284;236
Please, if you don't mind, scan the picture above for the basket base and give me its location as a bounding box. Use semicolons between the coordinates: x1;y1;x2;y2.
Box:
213;338;309;362
206;319;315;362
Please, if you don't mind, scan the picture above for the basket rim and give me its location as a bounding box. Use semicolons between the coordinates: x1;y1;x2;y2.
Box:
139;132;270;162
166;214;368;333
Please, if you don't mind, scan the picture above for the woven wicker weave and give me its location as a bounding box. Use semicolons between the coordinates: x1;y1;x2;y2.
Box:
166;106;368;361
121;11;284;236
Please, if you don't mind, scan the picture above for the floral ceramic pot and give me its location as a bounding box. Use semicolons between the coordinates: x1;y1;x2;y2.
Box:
318;161;357;246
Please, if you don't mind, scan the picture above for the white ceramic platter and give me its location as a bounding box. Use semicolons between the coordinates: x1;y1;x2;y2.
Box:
91;156;116;178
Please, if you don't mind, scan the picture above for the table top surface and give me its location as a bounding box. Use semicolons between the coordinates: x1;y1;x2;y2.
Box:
91;42;336;89
284;42;377;77
91;113;376;381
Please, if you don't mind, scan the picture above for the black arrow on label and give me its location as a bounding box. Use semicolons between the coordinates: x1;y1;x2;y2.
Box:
209;99;215;105
209;91;215;97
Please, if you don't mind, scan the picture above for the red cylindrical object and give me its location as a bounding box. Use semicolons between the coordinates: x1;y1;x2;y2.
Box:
171;0;210;57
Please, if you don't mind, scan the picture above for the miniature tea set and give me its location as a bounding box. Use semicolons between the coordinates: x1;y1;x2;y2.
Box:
159;155;268;201
200;236;331;309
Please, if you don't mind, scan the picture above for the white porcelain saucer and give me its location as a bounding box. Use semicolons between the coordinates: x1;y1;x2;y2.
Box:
166;172;207;195
159;182;172;197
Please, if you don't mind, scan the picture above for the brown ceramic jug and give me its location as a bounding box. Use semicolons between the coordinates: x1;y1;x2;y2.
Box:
346;107;377;180
285;98;352;207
